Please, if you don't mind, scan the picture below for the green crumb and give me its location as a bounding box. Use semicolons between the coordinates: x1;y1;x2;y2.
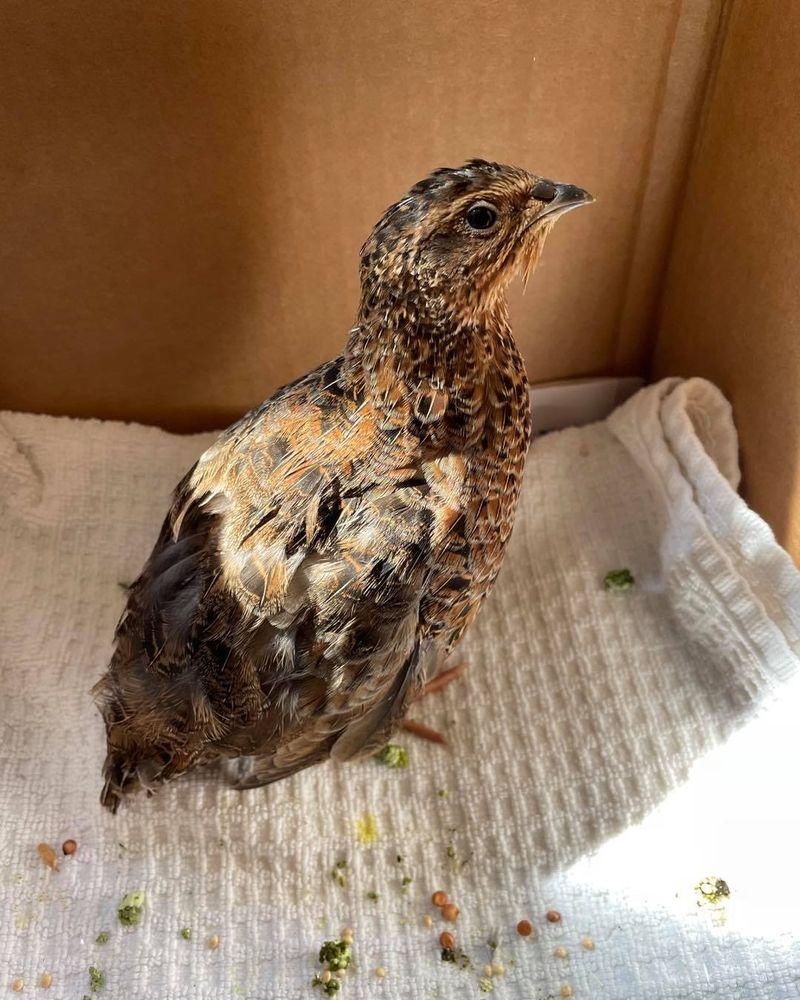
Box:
441;946;472;970
401;876;413;892
180;927;192;940
374;744;409;769
319;939;352;972
88;966;104;992
117;889;145;927
603;568;635;591
355;814;379;845
366;890;380;901
312;976;341;995
479;978;495;993
396;854;403;864
695;876;730;905
437;789;449;799
331;859;348;889
95;931;110;944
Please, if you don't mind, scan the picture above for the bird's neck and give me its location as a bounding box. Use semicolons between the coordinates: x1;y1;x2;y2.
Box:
345;288;528;447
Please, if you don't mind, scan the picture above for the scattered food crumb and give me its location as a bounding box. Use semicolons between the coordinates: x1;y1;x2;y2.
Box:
312;975;340;995
603;568;635;591
207;935;220;950
366;891;379;902
554;947;568;959
36;844;58;872
695;876;730;905
400;876;413;893
319;939;353;973
546;910;561;923
516;919;534;937
437;789;449;799
355;815;379;845
180;928;192;940
432;890;448;908
491;963;505;977
95;932;109;945
88;966;104;993
423;915;434;928
331;860;348;888
11;979;24;993
374;967;386;978
117;890;145;928
61;840;77;856
38;974;52;989
439;931;455;950
479;978;494;993
560;986;573;998
442;903;460;923
440;945;471;969
374;744;409;769
581;936;594;950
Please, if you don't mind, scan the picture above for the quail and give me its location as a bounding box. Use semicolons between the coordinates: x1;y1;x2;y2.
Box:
94;160;592;810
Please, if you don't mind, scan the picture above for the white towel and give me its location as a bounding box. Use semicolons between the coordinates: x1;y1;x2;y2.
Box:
1;378;798;999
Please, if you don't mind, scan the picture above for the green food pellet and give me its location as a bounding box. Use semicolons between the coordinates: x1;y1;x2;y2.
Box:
95;931;110;944
374;744;409;769
180;927;192;940
117;890;145;927
603;568;635;591
88;966;104;992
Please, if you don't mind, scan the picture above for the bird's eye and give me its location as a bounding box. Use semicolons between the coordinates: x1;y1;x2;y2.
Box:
465;201;499;232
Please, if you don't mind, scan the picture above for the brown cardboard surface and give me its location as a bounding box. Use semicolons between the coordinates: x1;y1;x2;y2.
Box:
653;0;800;559
0;0;716;430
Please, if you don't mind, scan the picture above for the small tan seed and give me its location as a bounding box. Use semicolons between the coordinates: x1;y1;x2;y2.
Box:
374;967;386;978
546;909;561;923
441;903;459;923
38;974;53;989
482;964;493;978
516;919;534;937
335;969;346;980
340;927;354;939
554;946;568;959
422;915;434;928
321;970;332;984
11;980;24;993
581;936;595;950
439;931;455;950
207;934;220;950
492;963;505;977
61;840;77;856
432;890;448;908
560;986;573;998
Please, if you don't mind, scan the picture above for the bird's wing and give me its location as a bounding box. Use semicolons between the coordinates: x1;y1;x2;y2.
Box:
96;358;456;805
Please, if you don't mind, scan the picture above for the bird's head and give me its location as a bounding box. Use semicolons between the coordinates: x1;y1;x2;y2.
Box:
359;159;593;324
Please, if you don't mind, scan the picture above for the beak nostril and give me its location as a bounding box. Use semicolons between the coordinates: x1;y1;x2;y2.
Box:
532;179;558;202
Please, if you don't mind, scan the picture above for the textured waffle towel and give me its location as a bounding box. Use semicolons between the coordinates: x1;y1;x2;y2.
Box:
1;377;798;999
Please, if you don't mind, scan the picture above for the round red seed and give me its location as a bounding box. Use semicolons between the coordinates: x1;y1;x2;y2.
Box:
62;839;78;856
517;919;534;937
439;931;455;950
441;903;460;923
431;890;448;908
546;910;562;923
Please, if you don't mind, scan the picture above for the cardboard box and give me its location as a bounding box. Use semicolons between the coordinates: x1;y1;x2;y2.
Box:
0;0;796;555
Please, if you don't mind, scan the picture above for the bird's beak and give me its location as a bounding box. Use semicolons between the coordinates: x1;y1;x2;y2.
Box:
529;180;594;224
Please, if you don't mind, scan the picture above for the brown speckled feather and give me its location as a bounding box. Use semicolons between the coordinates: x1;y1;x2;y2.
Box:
94;160;591;810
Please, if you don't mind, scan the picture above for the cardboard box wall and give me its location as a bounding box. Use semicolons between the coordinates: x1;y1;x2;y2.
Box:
1;0;797;557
